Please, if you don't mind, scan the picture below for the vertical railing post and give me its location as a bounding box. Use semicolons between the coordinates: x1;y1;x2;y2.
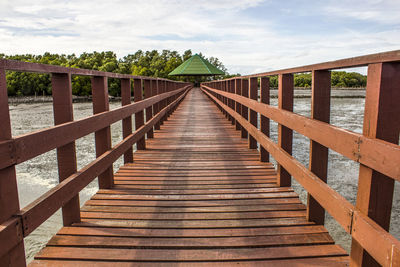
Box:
154;79;161;130
159;80;165;125
134;78;146;150
350;62;400;267
249;77;258;149
0;68;26;266
52;73;80;225
92;76;114;189
241;79;249;139
121;78;133;163
307;70;331;225
277;74;294;187
234;78;242;131
260;77;270;162
144;79;154;138
230;79;235;125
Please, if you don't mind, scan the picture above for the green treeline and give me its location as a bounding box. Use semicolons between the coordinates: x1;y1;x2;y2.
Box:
0;50;229;97
1;51;367;97
269;72;366;88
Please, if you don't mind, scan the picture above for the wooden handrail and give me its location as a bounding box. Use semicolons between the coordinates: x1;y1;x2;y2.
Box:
201;51;400;266
0;87;189;170
202;86;400;181
0;59;192;264
201;86;400;267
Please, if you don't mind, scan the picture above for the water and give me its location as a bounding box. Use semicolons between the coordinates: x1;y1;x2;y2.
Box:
8;95;400;263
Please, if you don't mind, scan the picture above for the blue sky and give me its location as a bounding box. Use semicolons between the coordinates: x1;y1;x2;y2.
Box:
0;0;399;75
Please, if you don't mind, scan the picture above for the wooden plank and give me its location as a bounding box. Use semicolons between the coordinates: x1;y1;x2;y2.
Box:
80;210;306;220
80;203;306;213
34;245;346;261
47;232;334;248
30;257;350;266
57;225;326;237
85;198;302;207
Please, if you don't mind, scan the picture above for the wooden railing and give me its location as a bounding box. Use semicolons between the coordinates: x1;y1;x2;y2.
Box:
201;50;400;267
0;59;192;265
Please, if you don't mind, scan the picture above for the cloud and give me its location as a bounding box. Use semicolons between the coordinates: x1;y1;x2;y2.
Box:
0;0;399;75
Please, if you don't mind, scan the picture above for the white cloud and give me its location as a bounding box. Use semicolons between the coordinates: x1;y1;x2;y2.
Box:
0;0;399;75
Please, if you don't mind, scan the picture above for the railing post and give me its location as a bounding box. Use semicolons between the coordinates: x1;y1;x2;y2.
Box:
159;80;166;125
235;78;242;131
154;80;161;130
121;78;133;163
249;77;258;149
230;79;235;125
0;68;26;266
134;78;146;150
241;79;249;139
92;76;114;189
52;73;81;226
260;77;270;162
144;79;154;138
350;62;400;267
277;74;294;187
307;70;331;225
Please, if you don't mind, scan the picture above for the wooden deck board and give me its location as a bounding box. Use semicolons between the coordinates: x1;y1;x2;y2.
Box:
30;88;348;266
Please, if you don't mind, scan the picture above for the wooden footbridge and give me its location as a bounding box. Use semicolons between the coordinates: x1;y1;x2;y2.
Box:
0;51;400;266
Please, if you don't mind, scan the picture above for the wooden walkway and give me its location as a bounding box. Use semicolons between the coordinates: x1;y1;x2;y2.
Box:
30;88;348;266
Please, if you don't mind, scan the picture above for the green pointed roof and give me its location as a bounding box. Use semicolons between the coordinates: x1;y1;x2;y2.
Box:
169;54;225;76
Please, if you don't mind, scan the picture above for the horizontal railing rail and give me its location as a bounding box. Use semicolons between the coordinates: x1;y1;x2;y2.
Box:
201;50;400;267
0;58;192;265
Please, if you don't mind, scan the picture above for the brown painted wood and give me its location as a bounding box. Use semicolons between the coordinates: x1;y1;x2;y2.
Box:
121;78;133;163
92;76;114;189
241;78;249;138
19;89;190;237
350;62;400;267
202;85;400;267
30;88;347;266
52;73;81;226
30;257;350;266
0;88;187;170
249;77;258;149
0;68;26;266
260;77;270;162
277;74;294;186
34;245;346;261
234;78;242;130
307;70;331;225
134;79;145;150
202;85;400;181
144;79;154;138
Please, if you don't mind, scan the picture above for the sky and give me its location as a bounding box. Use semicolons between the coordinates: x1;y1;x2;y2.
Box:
0;0;399;75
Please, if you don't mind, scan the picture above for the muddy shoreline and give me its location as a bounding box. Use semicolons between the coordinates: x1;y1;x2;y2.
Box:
8;88;365;104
